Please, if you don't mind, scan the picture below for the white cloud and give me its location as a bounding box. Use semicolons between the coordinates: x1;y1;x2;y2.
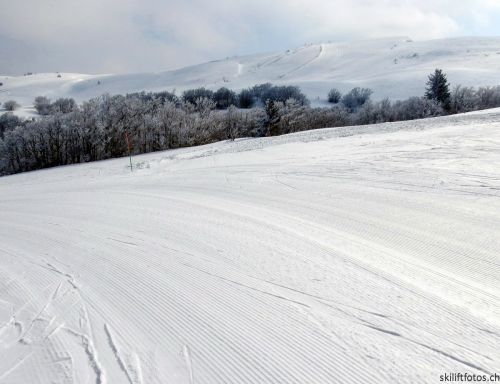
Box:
0;0;499;74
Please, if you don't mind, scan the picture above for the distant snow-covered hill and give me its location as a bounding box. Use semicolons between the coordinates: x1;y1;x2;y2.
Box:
2;36;500;116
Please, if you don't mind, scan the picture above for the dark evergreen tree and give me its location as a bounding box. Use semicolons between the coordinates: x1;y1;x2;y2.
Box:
425;69;451;110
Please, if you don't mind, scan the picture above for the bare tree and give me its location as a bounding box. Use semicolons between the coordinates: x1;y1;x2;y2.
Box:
3;100;20;111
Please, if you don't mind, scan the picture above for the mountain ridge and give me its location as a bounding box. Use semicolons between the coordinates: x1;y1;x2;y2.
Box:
2;36;500;117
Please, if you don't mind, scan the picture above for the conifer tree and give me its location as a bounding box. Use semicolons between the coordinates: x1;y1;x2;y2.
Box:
425;69;451;110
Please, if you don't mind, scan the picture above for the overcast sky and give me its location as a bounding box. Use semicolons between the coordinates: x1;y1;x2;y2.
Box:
1;0;500;75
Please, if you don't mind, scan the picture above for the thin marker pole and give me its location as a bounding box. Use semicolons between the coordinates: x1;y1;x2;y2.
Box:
125;131;133;172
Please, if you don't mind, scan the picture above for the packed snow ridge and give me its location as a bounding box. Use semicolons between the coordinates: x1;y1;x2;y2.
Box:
2;36;500;117
0;108;499;383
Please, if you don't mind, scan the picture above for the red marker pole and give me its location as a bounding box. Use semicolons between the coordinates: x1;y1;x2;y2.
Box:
125;131;133;172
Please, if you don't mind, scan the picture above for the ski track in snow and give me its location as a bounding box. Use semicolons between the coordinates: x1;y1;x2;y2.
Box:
278;44;324;79
182;345;194;384
0;110;500;383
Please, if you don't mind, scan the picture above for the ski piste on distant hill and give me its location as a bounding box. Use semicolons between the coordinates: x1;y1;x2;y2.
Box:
2;36;500;118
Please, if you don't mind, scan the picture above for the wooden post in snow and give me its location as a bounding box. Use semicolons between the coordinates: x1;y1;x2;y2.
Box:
125;131;133;172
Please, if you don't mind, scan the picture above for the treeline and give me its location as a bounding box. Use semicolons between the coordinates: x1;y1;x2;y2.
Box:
1;76;500;175
145;83;309;109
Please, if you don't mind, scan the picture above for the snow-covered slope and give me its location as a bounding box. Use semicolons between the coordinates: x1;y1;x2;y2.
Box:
2;36;500;115
1;110;499;383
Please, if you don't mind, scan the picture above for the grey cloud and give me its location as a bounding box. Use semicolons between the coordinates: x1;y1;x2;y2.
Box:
0;0;499;74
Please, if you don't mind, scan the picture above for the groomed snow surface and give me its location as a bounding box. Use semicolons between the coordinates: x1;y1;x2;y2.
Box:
1;109;500;383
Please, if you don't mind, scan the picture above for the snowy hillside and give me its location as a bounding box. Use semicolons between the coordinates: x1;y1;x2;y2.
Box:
0;109;499;383
2;36;500;116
